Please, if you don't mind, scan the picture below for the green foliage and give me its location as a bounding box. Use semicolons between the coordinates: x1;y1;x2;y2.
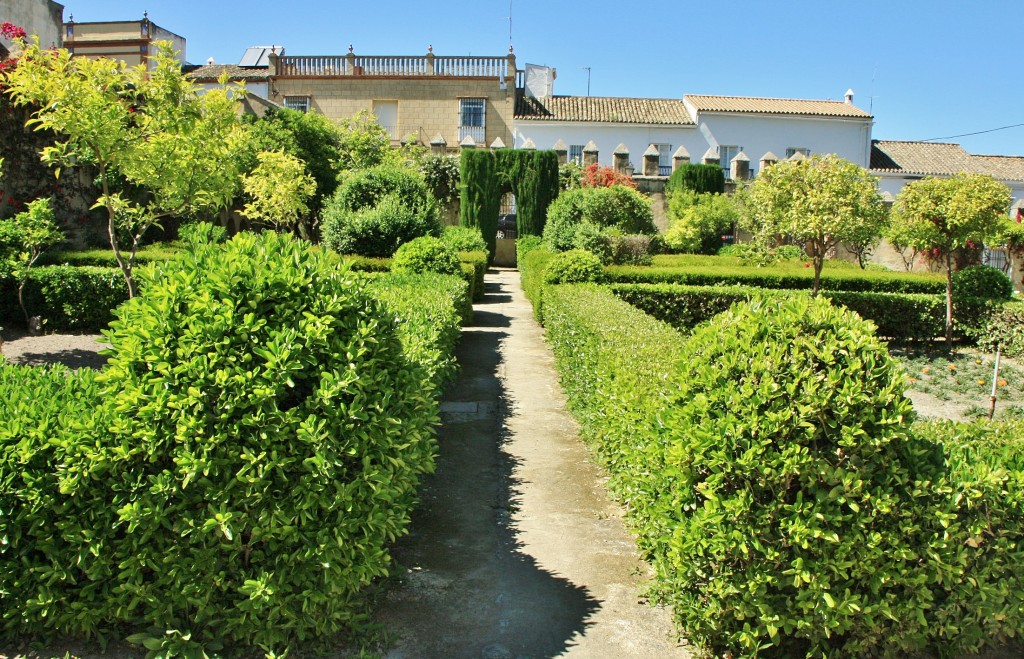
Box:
542;249;605;285
38;243;181;267
972;301;1024;356
665;162;725;195
391;236;461;276
0;197;64;324
177;222;227;251
441;225;487;252
458;249;488;302
891;173;1012;344
0;232;440;652
744;154;886;295
952;264;1013;301
604;259;946;295
420;155;461;205
0;265;128;331
559;161;585;190
543;186;656;252
241;150;316;233
335;110;395;171
5;39;246;297
519;245;556;320
513;150;560;237
321;169;441;257
664;191;739;254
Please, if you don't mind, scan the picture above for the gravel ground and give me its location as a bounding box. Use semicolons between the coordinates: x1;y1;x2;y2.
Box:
0;329;109;369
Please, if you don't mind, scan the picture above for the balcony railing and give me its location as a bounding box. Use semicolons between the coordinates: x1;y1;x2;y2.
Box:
458;125;485;143
276;54;511;78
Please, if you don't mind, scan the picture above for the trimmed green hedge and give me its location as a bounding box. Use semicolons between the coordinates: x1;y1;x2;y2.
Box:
611;282;994;342
459;250;487;302
605;263;946;295
36;244;182;268
0;266;129;332
538;283;1024;656
518;244;556;321
0;234;467;655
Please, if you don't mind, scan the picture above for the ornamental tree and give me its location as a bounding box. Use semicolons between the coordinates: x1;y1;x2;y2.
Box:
3;38;245;297
745;153;886;295
890;173;1011;346
241;150;316;233
0;196;63;325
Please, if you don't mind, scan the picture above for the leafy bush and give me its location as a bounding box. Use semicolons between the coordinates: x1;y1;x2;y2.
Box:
580;163;637;189
543;249;605;285
519;245;556;320
178;221;227;249
420;155;461;205
972;301;1024;356
441;225;487;252
665;162;725;195
391;236;461;276
0;265;129;331
458;249;488;302
332;164;431;212
663;191;738;254
543;185;655;252
647;296;944;655
321;192;441;257
0;232;440;653
952;264;1013;301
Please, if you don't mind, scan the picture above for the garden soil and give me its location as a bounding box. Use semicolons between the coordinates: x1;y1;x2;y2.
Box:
0;272;1013;658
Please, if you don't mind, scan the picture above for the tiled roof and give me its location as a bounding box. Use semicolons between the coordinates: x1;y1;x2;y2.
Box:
185;63;270;82
972;154;1024;182
514;95;694;125
871;141;1024;182
685;94;872;119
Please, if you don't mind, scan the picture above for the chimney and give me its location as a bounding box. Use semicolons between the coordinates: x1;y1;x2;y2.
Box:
845;88;854;104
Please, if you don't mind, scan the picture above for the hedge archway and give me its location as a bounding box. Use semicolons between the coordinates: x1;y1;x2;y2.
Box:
459;149;559;257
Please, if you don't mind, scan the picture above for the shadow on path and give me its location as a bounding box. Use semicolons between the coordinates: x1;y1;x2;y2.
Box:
374;273;599;658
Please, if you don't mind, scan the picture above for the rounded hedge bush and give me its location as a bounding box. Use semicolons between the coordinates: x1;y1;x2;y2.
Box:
543;185;655;252
441;225;488;253
321;192;441;257
952;264;1013;301
332;164;431;212
645;295;945;656
543;248;605;285
391;236;461;276
43;232;438;652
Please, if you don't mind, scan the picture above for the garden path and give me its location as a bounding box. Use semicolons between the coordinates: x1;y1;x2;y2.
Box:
373;268;691;658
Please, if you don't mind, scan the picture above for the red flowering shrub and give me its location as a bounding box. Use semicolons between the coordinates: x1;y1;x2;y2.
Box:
1;22;27;41
581;163;637;189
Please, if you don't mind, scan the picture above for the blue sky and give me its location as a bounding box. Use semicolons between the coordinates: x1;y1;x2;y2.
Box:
60;0;1024;157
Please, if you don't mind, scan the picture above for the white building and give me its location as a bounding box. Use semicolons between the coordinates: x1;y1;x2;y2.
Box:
513;89;873;180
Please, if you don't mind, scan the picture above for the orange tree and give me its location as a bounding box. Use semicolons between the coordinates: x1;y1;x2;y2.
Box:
891;173;1011;346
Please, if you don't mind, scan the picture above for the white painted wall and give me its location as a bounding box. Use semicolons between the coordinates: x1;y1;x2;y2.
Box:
514;109;872;176
692;112;873;172
513;122;696;170
152;25;186;65
196;81;269;99
3;0;63;51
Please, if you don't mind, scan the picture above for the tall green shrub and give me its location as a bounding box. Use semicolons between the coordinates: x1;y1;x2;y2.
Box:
543;186;655;252
459;149;500;257
666;162;726;195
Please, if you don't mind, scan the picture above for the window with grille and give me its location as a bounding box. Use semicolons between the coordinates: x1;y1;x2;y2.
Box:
284;96;310;113
459;98;486;142
568;144;584;164
786;147;810;158
654;143;672;175
719;145;739;179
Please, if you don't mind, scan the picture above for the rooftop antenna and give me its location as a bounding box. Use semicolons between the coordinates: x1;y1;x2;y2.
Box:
869;62;878;115
582;66;591;96
508;0;513;49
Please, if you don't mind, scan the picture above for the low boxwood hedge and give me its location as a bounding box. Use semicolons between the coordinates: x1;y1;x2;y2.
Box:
0;266;129;332
605;263;946;295
611;282;995;342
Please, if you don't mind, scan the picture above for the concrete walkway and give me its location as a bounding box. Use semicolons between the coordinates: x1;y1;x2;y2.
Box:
376;269;691;658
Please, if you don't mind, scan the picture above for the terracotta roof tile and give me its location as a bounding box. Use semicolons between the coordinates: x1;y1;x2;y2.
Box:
514;95;694;125
870;140;1024;182
685;94;871;119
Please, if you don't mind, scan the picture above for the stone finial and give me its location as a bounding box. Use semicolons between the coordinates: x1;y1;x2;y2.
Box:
672;145;691;171
348;44;354;54
459;135;477;149
789;150;807;161
731;150;751;181
552;139;568;164
759;151;778;172
582;140;599;166
642;144;661;176
490;137;507;149
428;44;433;54
613;143;630;173
552;138;568;151
430;133;447;155
702;146;720;166
521;138;536;150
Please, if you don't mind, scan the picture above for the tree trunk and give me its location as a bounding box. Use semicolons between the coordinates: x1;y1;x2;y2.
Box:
945;250;954;349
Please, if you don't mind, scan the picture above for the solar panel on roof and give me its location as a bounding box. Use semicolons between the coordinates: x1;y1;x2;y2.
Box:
239;46;272;67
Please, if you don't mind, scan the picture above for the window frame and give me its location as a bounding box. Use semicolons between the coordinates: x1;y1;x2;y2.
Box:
283;96;311;113
458;98;486;142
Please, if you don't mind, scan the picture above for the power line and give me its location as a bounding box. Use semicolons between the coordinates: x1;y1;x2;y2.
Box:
920;122;1024;142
